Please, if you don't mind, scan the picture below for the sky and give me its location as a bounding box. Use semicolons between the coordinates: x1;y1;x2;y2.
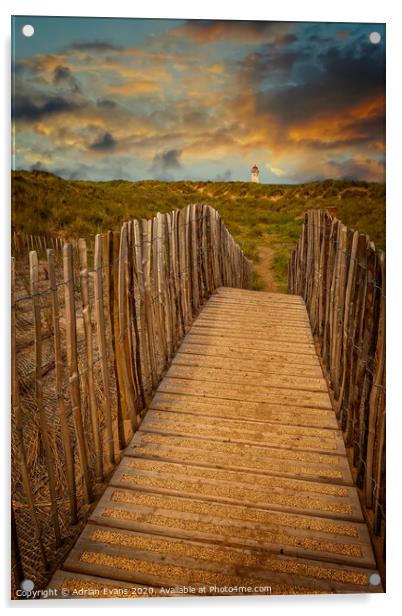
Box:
11;16;386;183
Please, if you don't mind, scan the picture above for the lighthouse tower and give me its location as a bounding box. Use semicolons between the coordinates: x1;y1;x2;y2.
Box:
251;163;260;183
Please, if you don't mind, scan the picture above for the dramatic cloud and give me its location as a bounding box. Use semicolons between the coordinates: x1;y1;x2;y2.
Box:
239;45;303;85
151;148;182;173
236;36;385;163
13;94;84;122
89;132;117;151
11;18;385;182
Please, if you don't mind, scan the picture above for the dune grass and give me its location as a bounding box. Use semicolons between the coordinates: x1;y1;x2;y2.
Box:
12;171;385;292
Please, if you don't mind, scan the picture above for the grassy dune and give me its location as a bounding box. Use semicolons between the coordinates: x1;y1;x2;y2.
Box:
12;171;385;292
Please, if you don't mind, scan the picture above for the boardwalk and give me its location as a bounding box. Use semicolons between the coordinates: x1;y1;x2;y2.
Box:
48;287;381;597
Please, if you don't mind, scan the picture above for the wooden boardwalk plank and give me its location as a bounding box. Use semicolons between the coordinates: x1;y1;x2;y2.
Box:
150;392;339;429
157;378;333;410
172;351;324;378
139;409;346;454
165;364;327;393
90;486;375;568
177;343;322;368
49;287;381;597
111;457;360;519
192;322;314;339
61;525;381;594
190;320;314;338
203;302;308;316
200;308;311;323
125;431;353;485
185;335;317;355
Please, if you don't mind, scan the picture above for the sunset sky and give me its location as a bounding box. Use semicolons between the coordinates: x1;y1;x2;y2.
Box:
12;16;385;183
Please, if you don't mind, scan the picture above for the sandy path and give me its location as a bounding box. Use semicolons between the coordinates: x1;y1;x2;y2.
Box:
255;245;279;292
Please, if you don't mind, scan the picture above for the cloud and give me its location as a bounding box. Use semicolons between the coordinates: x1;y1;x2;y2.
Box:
254;40;385;128
11;21;385;183
206;63;225;75
151;148;182;172
169;20;294;44
67;40;122;53
14;53;67;75
89;132;117;151
29;160;47;172
150;149;183;179
12;94;84;122
214;169;232;181
96;98;117;110
266;164;286;177
288;113;385;152
104;80;162;96
53;65;71;82
235;37;386;157
53;65;81;93
325;156;385;182
239;46;303;85
184;124;238;156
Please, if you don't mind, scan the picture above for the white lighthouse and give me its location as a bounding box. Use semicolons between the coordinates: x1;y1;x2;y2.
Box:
251;163;260;183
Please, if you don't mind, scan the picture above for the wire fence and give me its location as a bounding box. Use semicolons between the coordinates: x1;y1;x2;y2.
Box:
288;208;386;573
11;203;252;597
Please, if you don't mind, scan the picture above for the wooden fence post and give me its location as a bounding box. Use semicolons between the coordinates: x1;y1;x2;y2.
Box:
93;234;116;466
190;204;200;311
331;224;348;399
47;249;77;523
63;243;92;503
117;224;138;436
78;238;103;482
127;221;146;409
133;220;152;395
337;230;359;419
165;212;178;347
142;219;159;389
105;231;125;450
153;214;168;363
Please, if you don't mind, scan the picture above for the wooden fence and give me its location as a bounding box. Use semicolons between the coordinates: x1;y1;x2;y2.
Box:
288;209;385;568
12;231;77;257
11;204;251;593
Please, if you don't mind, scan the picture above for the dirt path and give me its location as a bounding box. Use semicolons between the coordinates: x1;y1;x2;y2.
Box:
255;245;279;292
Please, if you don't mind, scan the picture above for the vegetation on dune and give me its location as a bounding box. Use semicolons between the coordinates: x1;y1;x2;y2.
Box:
12;171;385;292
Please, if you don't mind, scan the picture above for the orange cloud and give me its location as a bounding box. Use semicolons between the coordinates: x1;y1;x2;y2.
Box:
29;53;67;71
103;80;162;96
350;95;385;120
206;63;225;75
168;20;294;44
287;95;385;147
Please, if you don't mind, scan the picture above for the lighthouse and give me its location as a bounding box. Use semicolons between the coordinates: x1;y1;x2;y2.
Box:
251;164;260;183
